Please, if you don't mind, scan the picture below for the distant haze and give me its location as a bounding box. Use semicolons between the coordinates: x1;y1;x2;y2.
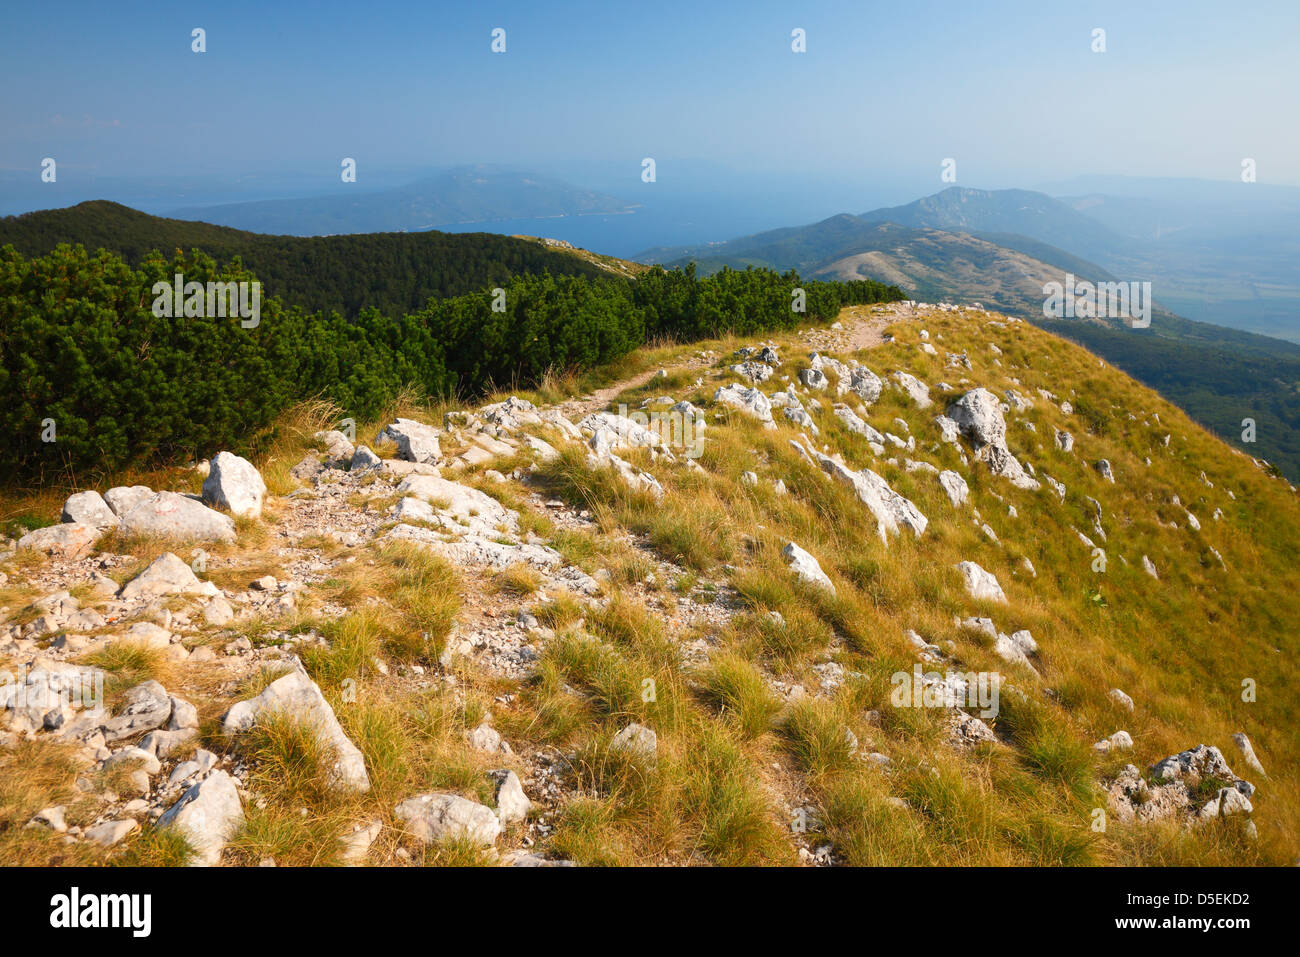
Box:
2;0;1298;204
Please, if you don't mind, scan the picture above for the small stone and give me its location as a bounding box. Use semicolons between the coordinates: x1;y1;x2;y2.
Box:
611;722;657;759
490;769;531;826
84;818;138;847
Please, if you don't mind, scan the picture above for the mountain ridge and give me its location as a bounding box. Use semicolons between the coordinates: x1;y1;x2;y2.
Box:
1;300;1294;867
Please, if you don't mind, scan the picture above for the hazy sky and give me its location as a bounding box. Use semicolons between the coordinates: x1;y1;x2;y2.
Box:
2;0;1298;196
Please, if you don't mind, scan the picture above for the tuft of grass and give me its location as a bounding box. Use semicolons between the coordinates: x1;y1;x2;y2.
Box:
778;698;858;779
496;563;541;597
80;642;173;697
696;653;781;738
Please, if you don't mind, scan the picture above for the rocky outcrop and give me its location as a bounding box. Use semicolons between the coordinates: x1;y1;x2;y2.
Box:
945;389;1040;490
395;475;518;535
1107;745;1256;827
730;361;774;383
156;770;245;866
833;404;885;446
222;668;370;793
798;441;926;543
714;384;774;427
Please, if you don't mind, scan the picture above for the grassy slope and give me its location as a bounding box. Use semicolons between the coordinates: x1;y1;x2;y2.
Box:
647;216;1300;482
512;309;1298;865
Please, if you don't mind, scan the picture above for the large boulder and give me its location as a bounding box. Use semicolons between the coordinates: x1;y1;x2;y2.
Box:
945;389;1039;490
61;491;119;531
222;668;370;793
377;418;443;464
156;770;245;866
202;452;267;518
117;492;236;543
395;792;502;846
17;523;100;559
119;552;220;601
954;561;1007;603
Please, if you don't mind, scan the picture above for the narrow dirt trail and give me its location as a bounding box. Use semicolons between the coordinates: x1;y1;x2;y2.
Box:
558;364;692;418
558;304;904;416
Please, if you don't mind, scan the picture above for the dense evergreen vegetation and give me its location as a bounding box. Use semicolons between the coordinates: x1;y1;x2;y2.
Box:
0;201;617;318
0;243;902;482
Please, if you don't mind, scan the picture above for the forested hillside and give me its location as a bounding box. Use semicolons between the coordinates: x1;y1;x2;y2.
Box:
0;201;619;318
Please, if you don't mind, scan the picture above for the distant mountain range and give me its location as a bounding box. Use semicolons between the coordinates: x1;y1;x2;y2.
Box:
639;183;1300;343
166;165;638;236
637;214;1109;319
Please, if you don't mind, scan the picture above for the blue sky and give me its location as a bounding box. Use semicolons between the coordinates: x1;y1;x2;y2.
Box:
2;0;1298;196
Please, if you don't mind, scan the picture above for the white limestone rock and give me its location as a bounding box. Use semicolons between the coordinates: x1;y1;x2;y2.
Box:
156;770;245;866
61;491;120;531
782;542;836;595
938;470;969;508
202;451;267;518
222;668;370;793
377;418;443;464
395;792;502;846
118;552;220;601
954;561;1007;603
